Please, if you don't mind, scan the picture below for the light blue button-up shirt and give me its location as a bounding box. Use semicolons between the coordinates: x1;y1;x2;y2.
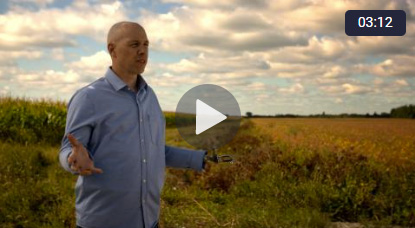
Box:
59;68;206;228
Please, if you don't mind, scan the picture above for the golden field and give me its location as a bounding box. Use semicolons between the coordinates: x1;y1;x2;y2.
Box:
252;118;415;168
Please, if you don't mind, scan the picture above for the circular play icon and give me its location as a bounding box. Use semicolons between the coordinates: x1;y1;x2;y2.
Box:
175;84;241;150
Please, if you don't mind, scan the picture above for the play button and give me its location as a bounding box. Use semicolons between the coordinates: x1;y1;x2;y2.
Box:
175;84;241;150
196;99;227;135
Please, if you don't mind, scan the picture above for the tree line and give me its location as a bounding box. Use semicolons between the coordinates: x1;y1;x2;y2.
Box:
246;104;415;119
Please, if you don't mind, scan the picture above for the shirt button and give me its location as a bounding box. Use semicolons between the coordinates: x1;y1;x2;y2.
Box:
143;179;146;183
143;159;146;163
141;139;144;143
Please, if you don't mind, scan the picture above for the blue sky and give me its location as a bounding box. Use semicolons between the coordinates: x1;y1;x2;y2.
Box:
0;0;414;115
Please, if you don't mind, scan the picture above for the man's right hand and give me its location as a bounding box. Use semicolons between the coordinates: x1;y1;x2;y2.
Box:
67;134;103;176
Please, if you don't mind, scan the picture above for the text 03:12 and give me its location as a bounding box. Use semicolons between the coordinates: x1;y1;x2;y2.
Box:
358;17;392;28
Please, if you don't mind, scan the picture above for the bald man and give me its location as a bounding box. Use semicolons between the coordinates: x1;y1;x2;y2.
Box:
59;21;207;228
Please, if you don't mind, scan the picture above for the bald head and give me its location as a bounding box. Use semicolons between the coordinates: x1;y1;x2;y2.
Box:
107;21;149;76
107;21;145;46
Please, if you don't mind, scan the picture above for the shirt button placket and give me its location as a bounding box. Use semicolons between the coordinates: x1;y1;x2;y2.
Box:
137;97;147;209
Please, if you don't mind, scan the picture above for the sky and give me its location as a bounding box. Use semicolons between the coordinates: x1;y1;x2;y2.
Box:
0;0;414;115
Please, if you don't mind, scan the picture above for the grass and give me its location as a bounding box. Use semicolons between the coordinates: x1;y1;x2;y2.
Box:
0;142;76;228
1;97;415;227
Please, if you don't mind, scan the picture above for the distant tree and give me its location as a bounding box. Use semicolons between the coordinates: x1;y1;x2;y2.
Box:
391;104;415;118
380;112;390;118
246;112;253;118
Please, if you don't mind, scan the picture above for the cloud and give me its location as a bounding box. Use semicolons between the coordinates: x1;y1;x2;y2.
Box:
320;83;372;95
65;50;111;82
0;85;11;96
269;36;347;64
246;82;266;91
1;0;414;114
15;69;80;84
161;52;270;75
373;79;384;85
347;36;415;56
140;6;307;53
219;13;273;32
323;65;348;78
369;55;415;77
0;50;43;63
272;0;415;35
279;83;304;94
334;98;343;104
1;50;112;100
269;62;326;78
395;79;409;86
161;0;268;9
0;1;127;49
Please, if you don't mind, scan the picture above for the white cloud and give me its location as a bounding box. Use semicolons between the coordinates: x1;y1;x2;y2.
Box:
1;0;415;114
0;86;11;96
269;62;326;78
320;83;372;95
0;65;22;81
140;6;307;54
0;50;43;63
323;65;347;78
161;52;269;75
16;69;80;84
347;36;415;56
246;82;266;91
162;0;268;9
254;93;269;102
395;79;409;86
268;36;347;64
0;1;127;49
369;55;415;77
65;50;111;82
334;98;343;104
279;83;304;94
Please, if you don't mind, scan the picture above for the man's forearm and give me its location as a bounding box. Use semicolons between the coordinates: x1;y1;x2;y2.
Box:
165;145;206;171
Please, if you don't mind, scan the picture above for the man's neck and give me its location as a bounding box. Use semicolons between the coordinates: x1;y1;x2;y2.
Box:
110;66;138;92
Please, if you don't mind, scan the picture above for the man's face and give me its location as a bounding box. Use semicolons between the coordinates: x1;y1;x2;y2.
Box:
112;25;149;75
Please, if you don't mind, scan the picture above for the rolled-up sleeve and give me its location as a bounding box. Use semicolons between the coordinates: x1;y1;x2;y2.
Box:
165;145;206;171
59;90;95;174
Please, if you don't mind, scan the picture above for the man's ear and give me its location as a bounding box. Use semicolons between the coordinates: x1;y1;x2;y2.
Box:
107;43;116;58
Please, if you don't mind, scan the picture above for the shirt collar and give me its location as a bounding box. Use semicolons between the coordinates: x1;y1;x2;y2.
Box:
105;67;148;92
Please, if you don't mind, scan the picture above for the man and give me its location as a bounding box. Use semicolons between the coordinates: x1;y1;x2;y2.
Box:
59;21;207;228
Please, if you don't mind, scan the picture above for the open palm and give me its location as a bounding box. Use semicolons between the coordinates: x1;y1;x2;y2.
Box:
67;134;103;176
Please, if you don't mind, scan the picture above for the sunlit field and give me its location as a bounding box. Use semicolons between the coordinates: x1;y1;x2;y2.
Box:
252;118;415;168
1;97;415;227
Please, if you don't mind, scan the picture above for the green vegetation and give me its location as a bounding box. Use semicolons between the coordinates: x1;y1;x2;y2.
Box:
1;97;414;227
391;104;415;118
0;142;76;228
0;97;176;146
0;97;66;145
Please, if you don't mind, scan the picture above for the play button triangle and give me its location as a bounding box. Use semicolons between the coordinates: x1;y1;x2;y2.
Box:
196;99;227;135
